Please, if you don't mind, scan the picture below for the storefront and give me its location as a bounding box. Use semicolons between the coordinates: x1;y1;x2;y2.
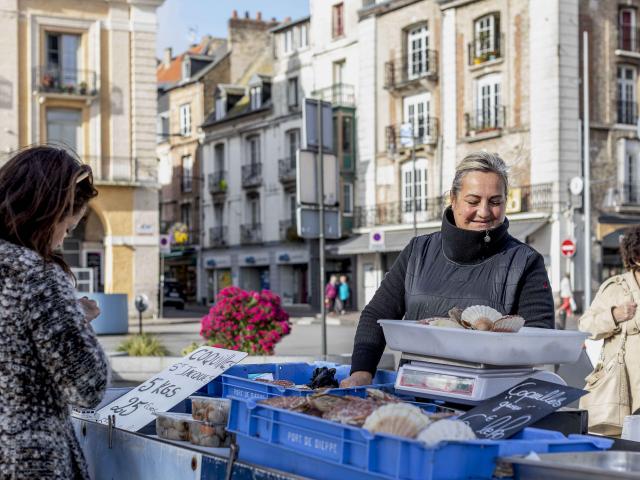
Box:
203;255;233;304
276;250;309;305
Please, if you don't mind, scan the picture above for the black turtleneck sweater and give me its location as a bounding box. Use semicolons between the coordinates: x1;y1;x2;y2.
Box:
351;208;555;375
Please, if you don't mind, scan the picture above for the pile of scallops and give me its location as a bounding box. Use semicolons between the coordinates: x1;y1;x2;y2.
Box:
418;306;525;333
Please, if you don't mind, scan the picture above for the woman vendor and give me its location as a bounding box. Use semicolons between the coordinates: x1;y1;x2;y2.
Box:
341;152;555;387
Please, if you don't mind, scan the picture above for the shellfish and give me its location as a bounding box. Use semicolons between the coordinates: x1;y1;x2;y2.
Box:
460;306;525;333
363;403;431;438
418;317;465;329
417;419;476;447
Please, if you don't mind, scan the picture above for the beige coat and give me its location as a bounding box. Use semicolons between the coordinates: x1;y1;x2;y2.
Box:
579;271;640;414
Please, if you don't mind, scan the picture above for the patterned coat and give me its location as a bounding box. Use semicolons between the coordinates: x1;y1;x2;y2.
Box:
0;239;109;479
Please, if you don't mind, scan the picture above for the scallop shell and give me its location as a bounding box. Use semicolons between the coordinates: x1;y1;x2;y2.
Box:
461;305;502;331
363;403;431;438
418;317;464;329
417;419;477;447
492;315;525;333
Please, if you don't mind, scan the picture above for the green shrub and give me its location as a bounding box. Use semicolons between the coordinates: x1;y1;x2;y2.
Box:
181;342;202;356
117;334;169;357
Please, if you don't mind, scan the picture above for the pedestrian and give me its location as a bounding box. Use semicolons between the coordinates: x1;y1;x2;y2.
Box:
556;273;574;329
338;274;350;315
341;151;554;387
0;146;109;479
325;274;338;314
579;226;640;436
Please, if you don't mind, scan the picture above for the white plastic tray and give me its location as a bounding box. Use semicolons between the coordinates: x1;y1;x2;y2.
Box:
378;320;588;366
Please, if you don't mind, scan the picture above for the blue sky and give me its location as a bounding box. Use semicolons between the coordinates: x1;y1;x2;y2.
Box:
156;0;310;58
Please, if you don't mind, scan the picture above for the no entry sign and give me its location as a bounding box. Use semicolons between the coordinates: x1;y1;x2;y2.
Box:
561;239;576;258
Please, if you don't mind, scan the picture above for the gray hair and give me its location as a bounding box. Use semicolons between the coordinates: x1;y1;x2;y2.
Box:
450;151;509;198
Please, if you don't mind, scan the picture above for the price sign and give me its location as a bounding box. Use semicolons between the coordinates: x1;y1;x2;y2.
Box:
458;379;586;440
94;347;247;431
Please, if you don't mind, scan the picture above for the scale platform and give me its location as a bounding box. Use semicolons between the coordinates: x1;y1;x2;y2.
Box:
395;353;566;405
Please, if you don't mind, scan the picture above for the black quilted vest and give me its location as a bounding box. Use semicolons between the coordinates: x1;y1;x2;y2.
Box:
404;209;537;320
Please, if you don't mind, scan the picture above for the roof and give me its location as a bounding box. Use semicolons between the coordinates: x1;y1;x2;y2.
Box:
269;15;311;33
157;36;228;88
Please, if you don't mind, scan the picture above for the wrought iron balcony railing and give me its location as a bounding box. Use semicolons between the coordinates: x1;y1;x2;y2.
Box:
242;163;262;188
465;106;506;136
209;226;228;247
311;83;355;108
82;156;139;183
208;171;228;195
33;66;98;97
278;158;296;184
240;223;262;244
384;51;438;89
468;33;503;65
386;118;439;153
617;100;638;125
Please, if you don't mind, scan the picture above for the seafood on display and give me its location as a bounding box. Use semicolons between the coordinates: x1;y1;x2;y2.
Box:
416;419;477;447
189;396;231;424
362;403;431;438
419;305;525;333
188;419;230;448
155;412;192;441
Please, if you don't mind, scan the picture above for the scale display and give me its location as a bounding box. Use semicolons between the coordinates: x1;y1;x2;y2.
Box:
399;368;476;397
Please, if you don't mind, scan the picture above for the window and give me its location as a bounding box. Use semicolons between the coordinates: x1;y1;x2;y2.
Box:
179;103;191;136
46;32;80;86
333;60;345;85
620;8;637;51
342;115;353;156
288;193;296;220
618;65;637;124
157;112;169;141
215;97;225;121
403;93;431;144
248;196;261;225
181;203;191;229
401;159;428;219
286;129;299;167
299;23;309;48
284;29;293;54
182;58;190;80
181;155;193;192
214;143;225;172
46;108;82;153
407;25;430;79
474;13;500;59
214;204;224;228
343;182;353;215
250;86;262;110
332;3;344;38
247;135;260;165
287;77;299;107
475;74;501;130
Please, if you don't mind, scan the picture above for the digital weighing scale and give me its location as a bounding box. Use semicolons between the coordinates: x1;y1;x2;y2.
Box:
395;353;566;405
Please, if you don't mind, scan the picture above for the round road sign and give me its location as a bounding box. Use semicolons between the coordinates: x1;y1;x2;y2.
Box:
561;239;576;258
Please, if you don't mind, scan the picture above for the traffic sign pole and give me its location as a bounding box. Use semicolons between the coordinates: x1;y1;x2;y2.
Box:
317;100;327;359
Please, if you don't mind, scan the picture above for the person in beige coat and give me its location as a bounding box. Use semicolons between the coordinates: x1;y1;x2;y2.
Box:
579;227;640;435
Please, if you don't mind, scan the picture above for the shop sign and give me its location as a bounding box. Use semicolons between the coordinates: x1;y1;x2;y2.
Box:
205;256;231;269
276;250;309;264
93;347;246;431
240;254;269;266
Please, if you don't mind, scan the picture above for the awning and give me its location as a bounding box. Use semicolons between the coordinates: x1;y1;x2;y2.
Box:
602;228;626;249
330;217;550;256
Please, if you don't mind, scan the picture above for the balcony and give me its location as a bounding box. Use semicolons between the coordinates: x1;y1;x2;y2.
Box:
618;26;640;53
505;184;554;214
33;66;98;98
241;163;262;188
240;223;262;244
384;52;438;90
468;33;503;66
208;171;228;197
278;158;296;184
311;83;355;108
465;106;506;137
603;183;640;211
617;100;638;125
279;219;301;242
386;119;439;154
209;226;228;248
85;156;139;184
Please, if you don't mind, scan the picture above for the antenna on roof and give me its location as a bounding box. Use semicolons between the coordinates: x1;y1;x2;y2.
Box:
187;26;198;46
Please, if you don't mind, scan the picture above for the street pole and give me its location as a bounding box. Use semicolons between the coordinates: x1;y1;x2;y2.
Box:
583;31;592;307
412;134;417;239
159;254;164;319
317;100;327;358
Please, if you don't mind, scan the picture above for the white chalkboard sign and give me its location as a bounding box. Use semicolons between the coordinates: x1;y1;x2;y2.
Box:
94;347;247;431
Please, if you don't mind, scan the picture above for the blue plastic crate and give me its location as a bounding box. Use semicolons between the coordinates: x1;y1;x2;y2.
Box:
227;397;612;480
208;362;396;400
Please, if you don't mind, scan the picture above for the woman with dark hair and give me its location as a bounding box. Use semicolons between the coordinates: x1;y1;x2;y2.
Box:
0;146;109;478
579;226;640;436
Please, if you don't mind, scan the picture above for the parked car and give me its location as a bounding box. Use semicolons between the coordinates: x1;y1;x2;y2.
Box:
163;280;186;310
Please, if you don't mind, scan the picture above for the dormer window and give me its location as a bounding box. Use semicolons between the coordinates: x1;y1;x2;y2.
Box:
250;86;262;110
215;96;225;121
181;57;191;80
284;29;293;54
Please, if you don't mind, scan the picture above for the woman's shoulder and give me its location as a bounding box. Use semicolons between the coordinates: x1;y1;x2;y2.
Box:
0;239;46;273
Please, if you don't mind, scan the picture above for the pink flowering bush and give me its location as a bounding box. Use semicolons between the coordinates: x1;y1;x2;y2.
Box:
200;286;291;355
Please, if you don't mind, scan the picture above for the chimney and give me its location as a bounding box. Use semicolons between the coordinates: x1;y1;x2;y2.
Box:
163;47;172;66
284;16;292;23
232;9;238;19
244;11;249;19
256;11;262;21
271;17;276;22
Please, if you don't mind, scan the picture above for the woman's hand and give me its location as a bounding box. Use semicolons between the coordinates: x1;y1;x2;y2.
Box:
78;297;100;322
339;371;373;388
613;301;637;324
